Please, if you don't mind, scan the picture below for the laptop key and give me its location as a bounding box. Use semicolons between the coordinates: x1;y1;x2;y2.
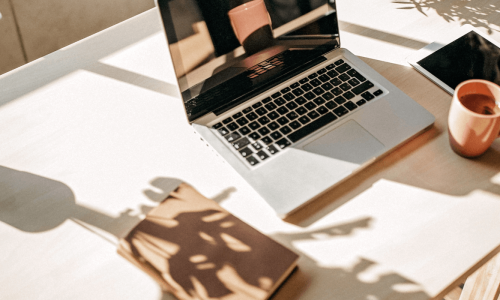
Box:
233;137;250;149
248;121;260;130
258;127;270;136
338;73;350;82
283;93;295;101
330;78;342;86
252;142;263;150
362;91;375;101
239;126;251;135
280;125;292;134
246;112;258;121
336;63;351;73
319;74;330;82
233;112;243;119
277;106;289;115
333;106;349;117
307;111;320;119
332;87;343;96
325;100;338;109
295;96;307;105
302;83;313;91
246;155;259;166
356;99;367;106
334;96;346;105
265;103;277;111
267;145;279;154
222;117;233;124
252;102;263;109
276;138;292;149
271;131;283;140
344;91;355;100
256;150;269;160
277;116;289;125
261;136;273;145
298;116;311;124
225;132;241;142
249;132;261;140
352;81;374;95
236;117;249;126
334;59;344;65
258;116;270;125
296;106;308;115
310;79;322;87
348;78;361;87
286;111;299;120
227;122;239;131
288;112;338;143
213;122;223;129
321;82;334;91
317;106;329;115
239;147;253;157
274;97;286;106
268;122;280;131
242;107;253;113
373;89;383;96
323;92;334;101
304;92;316;100
218;127;229;136
286;102;298;109
344;101;358;111
340;83;351;91
255;107;268;116
268;111;280;120
314;97;326;105
304;102;317;110
289;120;301;130
347;69;367;82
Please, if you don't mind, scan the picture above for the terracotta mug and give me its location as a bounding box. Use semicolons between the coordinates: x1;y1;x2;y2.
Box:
228;0;274;55
448;79;500;157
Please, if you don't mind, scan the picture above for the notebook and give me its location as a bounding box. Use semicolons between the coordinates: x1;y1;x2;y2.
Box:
118;183;299;300
155;0;435;217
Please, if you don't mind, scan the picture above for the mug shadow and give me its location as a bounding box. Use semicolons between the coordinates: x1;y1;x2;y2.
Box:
0;166;182;240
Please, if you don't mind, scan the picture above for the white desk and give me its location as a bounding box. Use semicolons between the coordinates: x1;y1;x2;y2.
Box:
1;2;500;300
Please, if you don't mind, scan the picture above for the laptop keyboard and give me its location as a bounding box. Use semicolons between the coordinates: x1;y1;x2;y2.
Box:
212;58;384;168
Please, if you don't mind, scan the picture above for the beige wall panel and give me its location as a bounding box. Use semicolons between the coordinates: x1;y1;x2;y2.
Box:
0;0;26;74
11;0;154;62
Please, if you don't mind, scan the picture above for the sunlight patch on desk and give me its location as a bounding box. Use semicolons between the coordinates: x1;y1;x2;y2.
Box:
491;172;500;186
285;179;500;298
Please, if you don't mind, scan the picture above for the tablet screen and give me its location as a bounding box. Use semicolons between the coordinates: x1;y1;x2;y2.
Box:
417;31;500;90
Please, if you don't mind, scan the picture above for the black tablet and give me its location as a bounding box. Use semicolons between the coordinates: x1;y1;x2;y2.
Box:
407;25;500;94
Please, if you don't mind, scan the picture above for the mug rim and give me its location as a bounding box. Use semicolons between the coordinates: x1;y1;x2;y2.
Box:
228;0;265;15
455;79;500;118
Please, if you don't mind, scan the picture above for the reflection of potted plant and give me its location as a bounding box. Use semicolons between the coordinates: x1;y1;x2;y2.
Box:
393;0;497;33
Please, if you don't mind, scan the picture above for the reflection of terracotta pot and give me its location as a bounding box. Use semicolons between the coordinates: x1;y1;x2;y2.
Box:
448;79;500;157
228;0;274;55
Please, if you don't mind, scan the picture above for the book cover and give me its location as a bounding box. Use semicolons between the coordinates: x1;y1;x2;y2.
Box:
118;183;299;300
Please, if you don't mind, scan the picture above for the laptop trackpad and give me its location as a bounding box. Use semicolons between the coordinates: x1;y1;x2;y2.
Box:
303;120;385;165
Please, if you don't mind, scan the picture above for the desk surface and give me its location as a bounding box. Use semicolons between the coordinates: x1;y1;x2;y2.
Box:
1;1;500;300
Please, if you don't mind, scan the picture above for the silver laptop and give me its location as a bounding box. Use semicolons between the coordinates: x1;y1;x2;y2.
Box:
156;0;435;217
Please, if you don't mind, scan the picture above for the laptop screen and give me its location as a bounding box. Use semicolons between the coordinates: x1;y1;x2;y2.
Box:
157;0;339;122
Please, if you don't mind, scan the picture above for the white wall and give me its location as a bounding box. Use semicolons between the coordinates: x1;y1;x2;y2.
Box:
0;0;154;75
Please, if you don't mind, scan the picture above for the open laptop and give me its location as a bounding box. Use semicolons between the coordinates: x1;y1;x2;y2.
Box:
156;0;435;217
